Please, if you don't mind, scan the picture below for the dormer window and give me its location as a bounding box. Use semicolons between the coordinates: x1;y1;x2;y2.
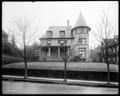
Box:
47;31;52;38
60;31;65;38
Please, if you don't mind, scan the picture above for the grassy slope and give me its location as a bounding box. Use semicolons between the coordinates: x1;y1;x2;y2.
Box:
2;62;118;72
2;54;23;59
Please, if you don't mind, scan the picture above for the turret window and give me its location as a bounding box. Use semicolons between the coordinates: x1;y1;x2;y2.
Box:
81;28;85;33
79;38;86;44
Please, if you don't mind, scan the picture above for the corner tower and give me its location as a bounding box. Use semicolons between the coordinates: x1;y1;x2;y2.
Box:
71;12;91;61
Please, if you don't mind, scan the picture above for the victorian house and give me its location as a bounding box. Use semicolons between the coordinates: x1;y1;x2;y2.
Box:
100;35;119;64
39;12;91;61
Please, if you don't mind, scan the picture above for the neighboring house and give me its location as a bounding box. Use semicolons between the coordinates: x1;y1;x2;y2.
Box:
99;36;119;64
2;30;8;43
39;12;91;61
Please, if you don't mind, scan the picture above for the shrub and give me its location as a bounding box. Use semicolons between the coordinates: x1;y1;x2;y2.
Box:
71;56;81;62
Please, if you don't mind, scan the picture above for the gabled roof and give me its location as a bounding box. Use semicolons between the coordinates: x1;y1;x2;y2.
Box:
103;39;117;47
72;12;90;30
40;26;72;39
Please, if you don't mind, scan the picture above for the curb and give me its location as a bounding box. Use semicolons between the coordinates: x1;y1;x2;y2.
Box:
2;75;118;88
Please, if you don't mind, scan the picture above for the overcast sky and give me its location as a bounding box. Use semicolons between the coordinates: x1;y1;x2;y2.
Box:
2;1;118;49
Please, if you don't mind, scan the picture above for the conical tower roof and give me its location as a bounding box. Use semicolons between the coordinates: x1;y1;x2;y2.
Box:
73;12;90;30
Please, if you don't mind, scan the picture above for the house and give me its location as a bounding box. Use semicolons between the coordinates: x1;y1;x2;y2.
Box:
99;35;119;64
2;30;8;43
39;12;91;61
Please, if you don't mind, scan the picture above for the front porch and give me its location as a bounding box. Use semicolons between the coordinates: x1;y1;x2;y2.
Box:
39;46;70;61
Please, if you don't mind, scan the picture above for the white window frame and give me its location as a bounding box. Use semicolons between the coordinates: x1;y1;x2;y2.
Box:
79;48;86;57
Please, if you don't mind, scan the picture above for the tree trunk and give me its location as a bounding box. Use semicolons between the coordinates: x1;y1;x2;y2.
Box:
24;58;27;79
64;60;67;82
24;46;27;80
107;62;110;84
106;46;110;84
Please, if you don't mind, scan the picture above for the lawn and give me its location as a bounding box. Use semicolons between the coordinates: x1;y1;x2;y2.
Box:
2;62;118;72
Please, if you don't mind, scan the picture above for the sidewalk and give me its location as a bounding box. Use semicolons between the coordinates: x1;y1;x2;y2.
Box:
2;75;118;88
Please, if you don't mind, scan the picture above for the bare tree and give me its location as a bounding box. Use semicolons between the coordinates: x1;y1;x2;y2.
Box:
60;38;80;82
92;10;116;84
8;16;39;79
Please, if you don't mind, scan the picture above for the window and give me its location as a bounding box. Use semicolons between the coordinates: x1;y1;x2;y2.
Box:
108;48;111;54
108;58;111;61
73;29;76;35
84;29;88;34
81;28;85;33
60;31;65;38
117;46;118;53
79;48;86;57
87;29;89;33
47;31;52;38
58;40;60;43
79;38;86;44
113;57;116;61
113;48;116;53
77;28;81;34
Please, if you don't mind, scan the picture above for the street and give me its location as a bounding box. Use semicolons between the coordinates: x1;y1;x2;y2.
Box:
2;80;118;94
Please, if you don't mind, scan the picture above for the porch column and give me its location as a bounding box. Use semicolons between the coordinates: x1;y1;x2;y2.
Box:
48;47;51;56
67;47;70;56
58;47;60;57
40;48;42;56
39;48;42;61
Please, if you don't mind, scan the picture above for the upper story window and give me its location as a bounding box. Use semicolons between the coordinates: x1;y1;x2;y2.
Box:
84;29;88;34
86;29;89;33
47;31;52;38
79;28;86;34
81;28;88;34
79;38;86;44
113;47;116;53
60;31;65;38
